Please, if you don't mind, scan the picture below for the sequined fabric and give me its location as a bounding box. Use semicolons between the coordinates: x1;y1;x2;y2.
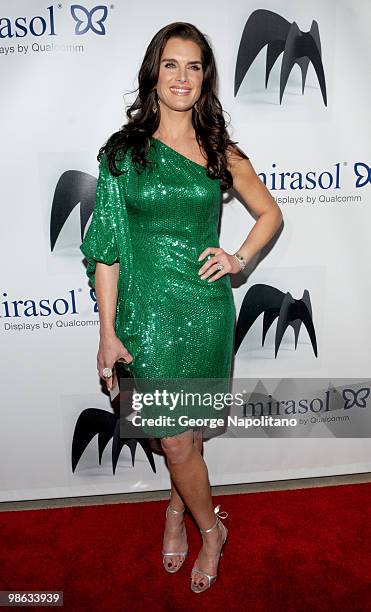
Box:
80;136;235;437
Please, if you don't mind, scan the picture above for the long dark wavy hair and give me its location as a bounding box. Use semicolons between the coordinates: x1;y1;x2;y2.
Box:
98;21;248;191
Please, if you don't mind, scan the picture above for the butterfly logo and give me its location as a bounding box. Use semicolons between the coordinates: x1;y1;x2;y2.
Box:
70;5;108;36
354;162;371;188
342;387;370;409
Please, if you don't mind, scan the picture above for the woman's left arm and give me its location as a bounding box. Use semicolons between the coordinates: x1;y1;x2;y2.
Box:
198;146;283;281
227;146;283;263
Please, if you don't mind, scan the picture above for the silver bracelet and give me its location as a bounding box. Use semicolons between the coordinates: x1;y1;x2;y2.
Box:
233;252;247;271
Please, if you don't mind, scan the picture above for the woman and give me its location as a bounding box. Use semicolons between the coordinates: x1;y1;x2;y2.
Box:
80;22;283;593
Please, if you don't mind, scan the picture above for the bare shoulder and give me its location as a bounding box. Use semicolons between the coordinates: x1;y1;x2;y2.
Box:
224;142;282;219
226;142;248;161
226;142;256;187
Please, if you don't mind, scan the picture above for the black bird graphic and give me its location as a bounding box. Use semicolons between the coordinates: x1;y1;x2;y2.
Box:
72;363;157;475
72;408;156;475
234;283;318;358
50;170;97;251
234;9;327;105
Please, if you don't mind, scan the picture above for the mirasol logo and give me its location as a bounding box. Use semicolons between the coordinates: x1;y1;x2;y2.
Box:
258;161;371;191
0;4;109;39
242;387;370;417
0;289;97;323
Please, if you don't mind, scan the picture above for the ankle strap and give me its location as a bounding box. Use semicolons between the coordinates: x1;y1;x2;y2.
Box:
200;504;228;534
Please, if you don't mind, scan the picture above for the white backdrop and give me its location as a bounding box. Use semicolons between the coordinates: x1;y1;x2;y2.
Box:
1;0;370;502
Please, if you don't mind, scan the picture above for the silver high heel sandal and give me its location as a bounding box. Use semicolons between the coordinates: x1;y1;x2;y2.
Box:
162;504;188;573
190;504;228;593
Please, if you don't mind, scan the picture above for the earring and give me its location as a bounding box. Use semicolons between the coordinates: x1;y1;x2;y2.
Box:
152;90;159;113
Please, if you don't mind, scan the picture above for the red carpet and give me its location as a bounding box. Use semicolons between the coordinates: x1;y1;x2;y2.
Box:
1;482;370;612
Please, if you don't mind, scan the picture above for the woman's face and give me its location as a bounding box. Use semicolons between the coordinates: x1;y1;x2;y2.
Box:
155;37;204;113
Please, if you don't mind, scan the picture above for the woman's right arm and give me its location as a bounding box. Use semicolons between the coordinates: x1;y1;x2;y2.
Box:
95;261;133;391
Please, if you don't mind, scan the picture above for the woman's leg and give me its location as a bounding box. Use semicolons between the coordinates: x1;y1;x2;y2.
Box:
162;431;203;570
169;430;203;507
161;429;226;588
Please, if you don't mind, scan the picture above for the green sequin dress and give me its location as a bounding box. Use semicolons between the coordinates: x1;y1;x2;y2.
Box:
80;136;236;438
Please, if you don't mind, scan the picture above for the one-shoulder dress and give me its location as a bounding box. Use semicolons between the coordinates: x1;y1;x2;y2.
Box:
80;136;236;438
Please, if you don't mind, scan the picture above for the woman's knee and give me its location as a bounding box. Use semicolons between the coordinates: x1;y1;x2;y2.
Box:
160;429;194;464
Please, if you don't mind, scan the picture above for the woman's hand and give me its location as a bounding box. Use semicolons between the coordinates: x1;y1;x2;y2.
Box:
97;334;133;391
197;247;242;282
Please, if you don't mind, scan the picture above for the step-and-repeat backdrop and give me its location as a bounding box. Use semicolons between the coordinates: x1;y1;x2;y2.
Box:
1;0;370;501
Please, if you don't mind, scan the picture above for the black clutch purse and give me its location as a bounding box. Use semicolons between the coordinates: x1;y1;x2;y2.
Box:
109;359;133;402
